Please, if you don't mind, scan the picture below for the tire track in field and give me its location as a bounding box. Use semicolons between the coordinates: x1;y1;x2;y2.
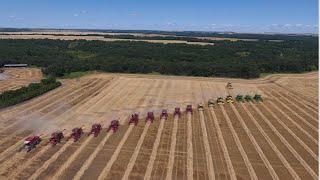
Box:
249;103;318;179
230;103;279;180
198;109;215;180
122;122;151;180
220;105;258;180
144;117;166;180
265;101;317;145
263;87;318;123
165;115;179;180
260;103;318;160
209;106;237;180
261;91;318;133
186;112;193;180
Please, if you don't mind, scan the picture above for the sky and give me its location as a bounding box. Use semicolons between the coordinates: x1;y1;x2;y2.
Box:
0;0;318;33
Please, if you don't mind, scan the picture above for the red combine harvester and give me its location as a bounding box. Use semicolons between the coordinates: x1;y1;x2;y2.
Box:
88;123;102;137
174;107;181;117
49;131;64;146
186;105;193;114
69;127;83;142
20;135;41;152
129;113;139;125
160;109;168;119
145;112;155;123
108;120;120;132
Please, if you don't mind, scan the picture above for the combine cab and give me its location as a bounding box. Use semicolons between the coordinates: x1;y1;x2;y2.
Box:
69;127;83;142
108;120;120;132
208;99;215;107
198;103;204;110
245;95;253;102
129;113;139;125
88;123;102;137
254;94;263;102
217;97;224;105
20;135;41;152
226;82;233;89
160;109;168;119
174;107;181;117
226;95;234;103
49;131;64;146
236;95;244;102
146;112;155;123
186;105;193;114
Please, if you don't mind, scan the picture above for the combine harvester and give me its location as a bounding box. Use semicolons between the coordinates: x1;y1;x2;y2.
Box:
217;97;224;105
160;109;168;119
236;95;244;102
254;94;263;102
174;107;181;117
208;99;215;107
245;95;253;102
108;120;120;132
129;113;139;125
186;105;193;114
19;135;41;152
226;95;234;103
146;112;155;123
88;123;102;137
226;82;233;89
68;127;83;142
198;103;204;110
49;131;64;146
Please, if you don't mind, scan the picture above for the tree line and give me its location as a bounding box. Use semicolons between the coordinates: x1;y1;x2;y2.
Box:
0;38;317;79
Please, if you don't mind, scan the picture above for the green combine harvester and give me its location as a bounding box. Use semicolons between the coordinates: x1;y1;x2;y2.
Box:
254;94;263;102
244;95;253;102
236;95;244;102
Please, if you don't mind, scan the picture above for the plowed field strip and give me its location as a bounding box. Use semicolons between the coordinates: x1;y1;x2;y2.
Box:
220;105;258;180
229;104;277;179
186;113;193;180
248;103;317;179
241;103;300;179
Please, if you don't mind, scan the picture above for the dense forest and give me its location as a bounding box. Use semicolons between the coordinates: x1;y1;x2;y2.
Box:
0;77;61;108
0;37;317;78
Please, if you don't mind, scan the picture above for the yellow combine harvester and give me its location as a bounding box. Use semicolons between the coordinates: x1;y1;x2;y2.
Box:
217;97;224;105
226;82;233;89
226;95;234;103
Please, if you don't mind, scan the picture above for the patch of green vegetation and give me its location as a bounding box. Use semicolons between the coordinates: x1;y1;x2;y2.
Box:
66;50;96;60
62;71;93;79
260;73;273;77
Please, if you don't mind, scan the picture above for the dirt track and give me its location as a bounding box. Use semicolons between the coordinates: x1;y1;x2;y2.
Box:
0;69;318;179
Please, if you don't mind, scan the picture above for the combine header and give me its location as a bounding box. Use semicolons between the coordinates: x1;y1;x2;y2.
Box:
186;105;193;114
20;135;41;152
49;131;64;146
174;107;181;117
254;94;263;102
208;99;215;107
108;120;120;132
217;97;224;105
226;82;233;89
226;95;234;103
198;103;204;110
69;127;83;142
88;123;102;137
160;109;168;119
129;113;139;125
146;112;155;123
